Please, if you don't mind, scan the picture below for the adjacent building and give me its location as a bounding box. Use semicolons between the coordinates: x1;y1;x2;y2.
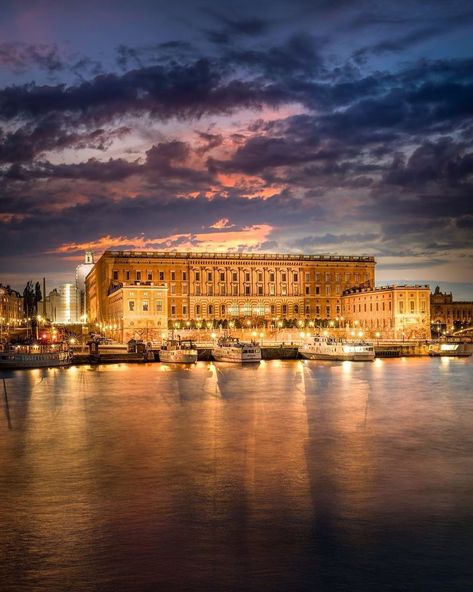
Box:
44;288;61;323
55;283;80;324
342;285;431;340
0;284;23;327
86;250;376;338
75;251;95;321
430;287;473;333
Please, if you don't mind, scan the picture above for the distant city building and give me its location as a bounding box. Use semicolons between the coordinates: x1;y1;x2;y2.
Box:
342;285;431;340
75;251;94;321
55;283;79;323
0;284;23;327
44;288;61;323
430;286;473;332
86;250;376;338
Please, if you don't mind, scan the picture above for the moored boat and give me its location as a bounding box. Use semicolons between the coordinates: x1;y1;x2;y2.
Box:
0;342;72;369
212;336;261;363
159;339;198;364
300;335;375;361
428;341;472;357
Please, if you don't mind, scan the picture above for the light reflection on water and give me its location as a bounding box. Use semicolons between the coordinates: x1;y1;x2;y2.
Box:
1;358;473;592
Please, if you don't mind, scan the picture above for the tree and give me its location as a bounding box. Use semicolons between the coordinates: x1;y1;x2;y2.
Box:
23;281;35;318
34;282;42;313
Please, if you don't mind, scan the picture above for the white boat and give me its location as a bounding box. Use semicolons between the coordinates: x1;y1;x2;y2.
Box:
212;337;261;363
0;343;72;369
428;341;472;357
300;335;375;361
159;339;198;364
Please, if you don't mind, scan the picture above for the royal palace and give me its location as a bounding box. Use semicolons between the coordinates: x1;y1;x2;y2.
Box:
86;251;376;341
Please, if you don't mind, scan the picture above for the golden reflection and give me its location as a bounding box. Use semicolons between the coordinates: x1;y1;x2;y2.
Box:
342;360;352;374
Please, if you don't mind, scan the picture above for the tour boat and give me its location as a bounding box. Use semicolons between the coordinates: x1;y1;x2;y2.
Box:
159;339;198;364
299;335;375;361
428;341;472;357
212;336;261;363
0;343;72;369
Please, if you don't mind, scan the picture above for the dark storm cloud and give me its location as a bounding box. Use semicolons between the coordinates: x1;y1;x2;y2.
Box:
0;1;472;288
0;42;64;74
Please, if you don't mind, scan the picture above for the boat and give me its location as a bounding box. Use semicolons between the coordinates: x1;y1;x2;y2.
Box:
0;342;72;369
159;339;198;364
212;336;261;363
299;335;375;361
428;341;472;357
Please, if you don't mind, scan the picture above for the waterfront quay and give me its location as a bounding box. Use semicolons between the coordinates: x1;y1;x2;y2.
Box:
67;338;463;366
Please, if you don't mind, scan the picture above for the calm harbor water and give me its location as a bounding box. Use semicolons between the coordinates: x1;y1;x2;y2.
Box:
1;358;472;592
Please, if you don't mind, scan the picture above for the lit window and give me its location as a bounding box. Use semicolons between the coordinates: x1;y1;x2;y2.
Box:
129;301;135;311
142;301;149;312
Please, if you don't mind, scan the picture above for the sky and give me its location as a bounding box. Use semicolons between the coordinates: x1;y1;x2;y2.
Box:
0;0;472;297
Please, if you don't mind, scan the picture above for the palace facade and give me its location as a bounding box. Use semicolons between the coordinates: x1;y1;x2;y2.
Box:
86;251;376;341
430;287;473;333
342;285;431;340
0;284;23;327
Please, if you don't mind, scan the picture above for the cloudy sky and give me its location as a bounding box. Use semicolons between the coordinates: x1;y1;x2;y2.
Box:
0;0;472;296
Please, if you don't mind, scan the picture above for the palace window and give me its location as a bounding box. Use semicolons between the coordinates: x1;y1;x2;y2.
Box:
195;272;200;281
294;273;298;282
156;301;162;313
245;272;250;282
221;304;225;316
147;272;152;281
399;301;404;314
281;285;287;296
196;305;201;316
207;271;212;282
232;271;238;282
269;284;275;296
195;285;201;296
245;285;251;296
257;285;263;296
282;304;287;316
232;285;238;296
129;301;135;311
136;271;141;281
171;305;176;316
294;285;299;296
325;286;331;296
170;271;176;281
305;305;310;315
220;285;226;296
294;304;299;314
113;271;118;280
182;304;187;316
125;270;130;281
182;271;187;281
208;285;213;296
315;273;320;282
269;272;275;282
325;273;330;282
170;284;176;295
182;284;188;295
220;272;225;282
208;305;213;315
410;301;415;314
316;306;320;316
270;305;275;315
142;301;149;312
258;271;263;282
315;286;320;295
281;272;287;282
305;272;310;282
326;306;331;316
159;272;164;281
305;285;310;295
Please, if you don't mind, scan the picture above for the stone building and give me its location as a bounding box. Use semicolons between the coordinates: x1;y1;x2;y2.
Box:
0;284;23;327
430;286;473;333
106;283;168;342
86;251;376;336
75;251;95;321
341;285;431;340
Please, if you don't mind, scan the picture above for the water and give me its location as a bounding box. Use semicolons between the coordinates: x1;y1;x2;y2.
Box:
1;358;472;592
